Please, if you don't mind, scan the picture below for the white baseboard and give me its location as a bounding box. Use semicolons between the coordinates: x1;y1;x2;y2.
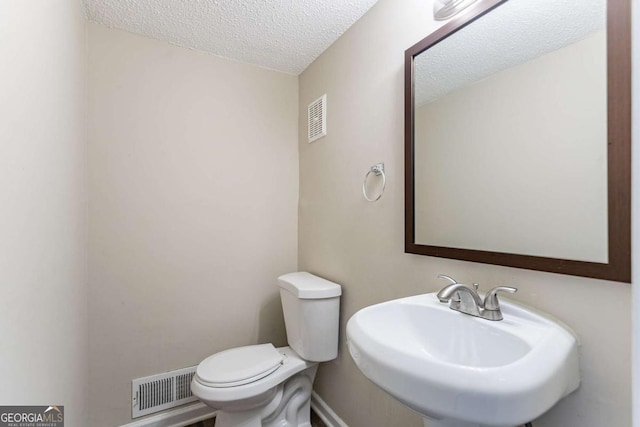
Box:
311;391;348;427
120;402;216;427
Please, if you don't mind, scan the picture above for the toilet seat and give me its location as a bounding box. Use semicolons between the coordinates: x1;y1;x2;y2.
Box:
192;346;316;405
195;343;283;388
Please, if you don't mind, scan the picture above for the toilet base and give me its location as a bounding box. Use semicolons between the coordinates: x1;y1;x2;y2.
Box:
214;365;318;427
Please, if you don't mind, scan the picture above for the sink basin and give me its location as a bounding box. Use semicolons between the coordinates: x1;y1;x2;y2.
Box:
346;293;580;427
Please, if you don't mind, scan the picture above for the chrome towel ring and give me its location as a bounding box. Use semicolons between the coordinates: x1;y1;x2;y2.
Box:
363;163;386;202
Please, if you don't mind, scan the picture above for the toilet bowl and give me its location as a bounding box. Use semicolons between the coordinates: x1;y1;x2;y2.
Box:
191;272;341;427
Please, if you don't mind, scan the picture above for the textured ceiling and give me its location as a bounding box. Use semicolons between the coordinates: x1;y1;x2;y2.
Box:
415;0;605;106
83;0;379;75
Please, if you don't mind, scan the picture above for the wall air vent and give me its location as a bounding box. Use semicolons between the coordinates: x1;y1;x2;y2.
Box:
132;366;198;418
308;94;327;143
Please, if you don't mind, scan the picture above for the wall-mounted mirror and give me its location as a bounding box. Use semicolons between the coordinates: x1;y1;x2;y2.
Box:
405;0;630;282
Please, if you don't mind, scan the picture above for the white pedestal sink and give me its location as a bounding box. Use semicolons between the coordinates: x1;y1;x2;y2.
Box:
346;293;580;427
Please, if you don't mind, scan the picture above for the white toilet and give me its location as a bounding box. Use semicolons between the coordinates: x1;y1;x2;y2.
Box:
191;272;342;427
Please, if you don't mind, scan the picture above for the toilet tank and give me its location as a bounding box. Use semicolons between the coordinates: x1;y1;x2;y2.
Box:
278;272;342;362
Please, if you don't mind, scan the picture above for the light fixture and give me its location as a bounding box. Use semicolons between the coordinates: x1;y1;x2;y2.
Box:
433;0;479;21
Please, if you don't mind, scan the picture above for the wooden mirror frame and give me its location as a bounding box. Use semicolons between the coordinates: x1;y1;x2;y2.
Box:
404;0;631;282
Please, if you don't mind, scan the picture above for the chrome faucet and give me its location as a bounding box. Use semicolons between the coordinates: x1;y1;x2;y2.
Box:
436;275;517;321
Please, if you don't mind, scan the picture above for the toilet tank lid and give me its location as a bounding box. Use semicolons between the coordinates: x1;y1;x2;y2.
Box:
278;272;342;299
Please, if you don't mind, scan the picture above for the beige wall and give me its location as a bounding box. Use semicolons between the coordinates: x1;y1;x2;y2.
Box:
415;31;607;262
631;1;639;425
0;1;88;426
87;24;299;426
298;0;630;426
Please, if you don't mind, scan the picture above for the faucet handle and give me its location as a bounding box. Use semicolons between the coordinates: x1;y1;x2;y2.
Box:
484;286;517;311
437;274;457;284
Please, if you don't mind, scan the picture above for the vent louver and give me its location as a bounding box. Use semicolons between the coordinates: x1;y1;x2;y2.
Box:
132;366;198;418
308;94;327;143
